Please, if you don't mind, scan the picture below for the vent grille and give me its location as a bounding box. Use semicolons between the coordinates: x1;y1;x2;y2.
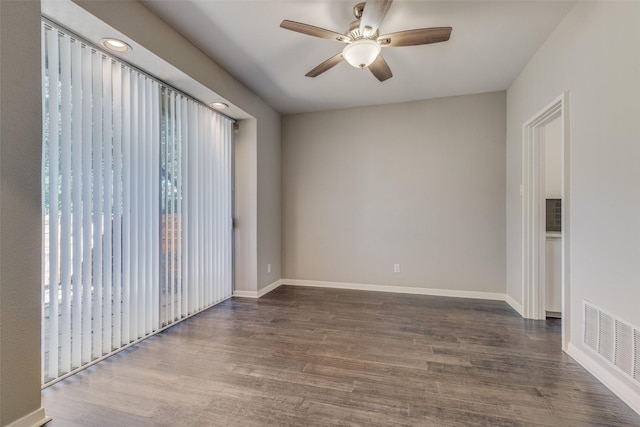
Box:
615;320;634;376
635;329;640;381
583;302;639;386
584;304;599;349
598;312;615;362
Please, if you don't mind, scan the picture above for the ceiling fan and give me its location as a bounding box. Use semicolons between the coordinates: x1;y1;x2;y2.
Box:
280;0;452;82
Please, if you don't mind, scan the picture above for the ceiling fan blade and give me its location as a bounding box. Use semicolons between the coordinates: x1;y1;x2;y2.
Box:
378;27;452;47
369;55;392;82
305;52;344;78
280;20;351;43
359;0;393;37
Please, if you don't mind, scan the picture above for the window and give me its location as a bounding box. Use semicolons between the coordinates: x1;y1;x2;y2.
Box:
42;21;233;384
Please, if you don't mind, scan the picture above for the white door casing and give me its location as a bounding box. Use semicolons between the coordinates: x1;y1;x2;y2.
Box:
521;92;570;350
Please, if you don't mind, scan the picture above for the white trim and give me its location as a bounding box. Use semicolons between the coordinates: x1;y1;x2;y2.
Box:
258;279;283;297
521;92;571;351
5;408;51;427
233;279;282;299
232;290;259;298
567;343;640;416
505;294;524;316
258;280;282;298
282;279;505;301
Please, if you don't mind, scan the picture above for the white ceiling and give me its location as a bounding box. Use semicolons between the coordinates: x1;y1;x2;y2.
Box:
142;0;574;114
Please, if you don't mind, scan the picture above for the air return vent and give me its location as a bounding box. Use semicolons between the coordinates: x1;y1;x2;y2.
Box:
583;302;639;386
584;304;599;349
615;321;634;376
635;329;640;381
598;312;615;362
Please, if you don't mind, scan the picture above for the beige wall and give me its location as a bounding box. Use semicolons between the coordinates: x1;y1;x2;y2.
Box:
282;92;506;293
0;1;46;425
234;119;258;292
506;1;640;397
257;116;282;289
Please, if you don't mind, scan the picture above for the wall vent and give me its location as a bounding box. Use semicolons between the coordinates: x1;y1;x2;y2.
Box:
615;320;634;376
583;302;639;386
635;329;640;381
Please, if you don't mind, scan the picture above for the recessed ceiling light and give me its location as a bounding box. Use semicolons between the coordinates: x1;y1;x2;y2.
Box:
101;38;131;53
210;102;229;110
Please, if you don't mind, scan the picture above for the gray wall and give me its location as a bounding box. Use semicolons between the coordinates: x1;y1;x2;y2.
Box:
282;92;506;293
0;1;44;424
257;116;282;290
506;1;640;396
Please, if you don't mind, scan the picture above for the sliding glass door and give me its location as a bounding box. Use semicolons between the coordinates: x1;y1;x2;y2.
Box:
41;21;233;385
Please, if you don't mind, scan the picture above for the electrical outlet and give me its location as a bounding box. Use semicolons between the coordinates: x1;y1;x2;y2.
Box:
393;264;400;273
267;263;271;274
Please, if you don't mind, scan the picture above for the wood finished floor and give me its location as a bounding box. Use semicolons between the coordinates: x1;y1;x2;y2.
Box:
43;286;640;426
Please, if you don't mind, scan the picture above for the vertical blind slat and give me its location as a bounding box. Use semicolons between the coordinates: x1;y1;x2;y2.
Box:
138;76;151;337
41;22;47;384
91;51;104;360
121;68;132;346
112;61;123;349
162;89;169;326
176;95;183;320
102;56;114;355
129;73;139;340
80;41;93;365
168;92;175;324
70;38;83;370
46;27;60;379
180;97;189;318
59;35;73;375
152;83;160;331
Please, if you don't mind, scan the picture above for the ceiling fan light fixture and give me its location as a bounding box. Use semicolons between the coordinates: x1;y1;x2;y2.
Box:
342;39;381;69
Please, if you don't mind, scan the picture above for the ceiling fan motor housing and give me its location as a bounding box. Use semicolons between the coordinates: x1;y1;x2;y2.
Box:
346;20;379;41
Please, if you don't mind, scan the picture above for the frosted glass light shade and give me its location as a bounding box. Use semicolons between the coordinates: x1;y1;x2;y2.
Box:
342;39;381;69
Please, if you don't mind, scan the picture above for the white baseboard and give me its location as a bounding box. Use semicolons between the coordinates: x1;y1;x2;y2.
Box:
6;407;51;427
567;343;640;416
504;294;524;316
258;279;283;297
233;279;282;299
281;279;505;301
232;290;258;298
236;278;519;315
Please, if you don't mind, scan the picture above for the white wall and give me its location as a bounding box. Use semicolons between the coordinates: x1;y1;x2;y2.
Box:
544;117;562;200
506;1;640;402
0;1;47;425
283;92;506;294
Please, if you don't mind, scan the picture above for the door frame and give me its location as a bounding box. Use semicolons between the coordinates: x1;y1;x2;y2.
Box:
521;92;570;350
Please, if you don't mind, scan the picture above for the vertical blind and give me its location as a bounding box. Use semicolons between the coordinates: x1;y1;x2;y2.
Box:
42;21;233;384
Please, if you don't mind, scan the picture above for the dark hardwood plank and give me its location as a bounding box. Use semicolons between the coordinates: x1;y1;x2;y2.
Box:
43;286;640;426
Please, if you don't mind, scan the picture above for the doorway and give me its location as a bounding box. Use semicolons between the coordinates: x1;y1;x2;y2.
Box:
522;93;570;350
543;117;562;319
